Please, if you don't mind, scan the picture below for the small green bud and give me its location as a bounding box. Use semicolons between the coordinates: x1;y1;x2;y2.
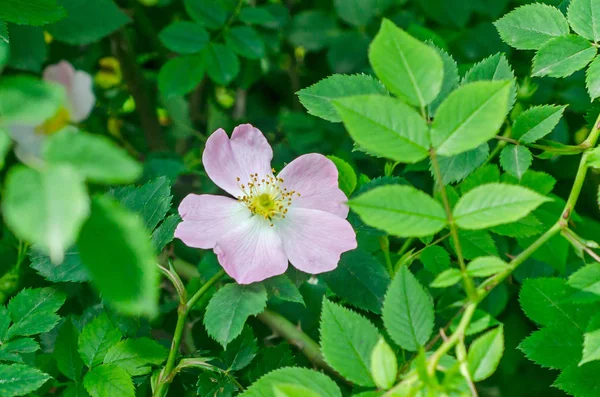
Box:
370;337;398;390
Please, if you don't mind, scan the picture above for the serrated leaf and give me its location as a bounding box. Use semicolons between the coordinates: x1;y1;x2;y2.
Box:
587;56;600;101
431;81;511;156
0;0;65;26
567;0;600;41
3;165;89;263
382;266;434;351
453;230;499;260
274;384;320;397
6;287;66;340
225;26;265;60
512;105;567;143
453;183;550;229
322;249;390;314
326;155;357;197
320;300;380;386
581;313;600;365
370;338;397;390
204;43;240;86
29;247;89;283
450;309;500;337
55;319;84;381
158;55;205;97
47;0;130;45
369;19;443;108
333;95;429;163
62;383;88;397
204;283;267;348
77;195;159;317
297;74;387;123
494;3;569;50
430;268;462;288
0;364;50;397
467;256;510;278
83;364;134;397
435;143;489;185
262;275;304;305
519;325;582;369
151;214;180;253
349;185;447;238
44;128;142;185
554;361;600;396
78;313;123;368
158;21;209;54
463;53;516;110
429;45;459;115
467;326;504;381
240;367;342;397
103;338;168;376
197;372;236;397
490;214;544;238
500;145;532;180
184;0;227;30
568;263;600;303
420;245;451;275
0;338;39;363
221;326;258;371
532;35;597;78
460;164;501;195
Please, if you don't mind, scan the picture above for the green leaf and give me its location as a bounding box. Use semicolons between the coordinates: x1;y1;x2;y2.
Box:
0;76;65;125
490;214;544;238
55;319;84;381
274;384;320;397
78;313;123;368
435;143;489;185
326;155;357;197
197;372;236;396
420;245;451;275
77;195;159;317
467;326;504;381
463;53;516;110
453;183;550;229
349;185;447;238
429;46;459;115
454;230;499;260
83;364;134;397
0;364;50;397
532;35;597;78
204;43;240;86
44;129;142;185
184;0;227;30
297;74;387;123
240;367;342;397
567;0;600;41
382;266;434;351
262;275;304;306
494;3;569;50
587;56;600;101
288;11;338;52
158;21;209;54
451;309;500;337
0;338;39;363
320;299;380;386
3;165;89;263
466;256;510;278
158;55;205;97
239;6;287;29
0;20;7;43
512;105;567;143
0;307;9;342
6;287;66;340
581;313;600;365
555;361;600;396
430;269;462;288
0;128;11;170
62;383;88;397
110;177;172;232
221;326;258;371
499;145;532;180
370;338;397;390
322;249;390;314
225;26;265;60
333;95;429;163
431;81;511;156
568;263;600;303
204;283;267;348
333;0;380;27
47;0;130;45
151;214;180;253
29;247;89;283
519;325;582;369
103;337;168;376
7;25;46;72
0;0;65;26
369;19;443;108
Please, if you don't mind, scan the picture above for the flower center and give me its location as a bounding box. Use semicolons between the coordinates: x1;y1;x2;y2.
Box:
36;106;70;135
236;171;300;224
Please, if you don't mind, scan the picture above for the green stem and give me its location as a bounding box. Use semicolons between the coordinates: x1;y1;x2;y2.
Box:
186;270;226;312
430;149;477;301
456;340;478;397
380;236;394;275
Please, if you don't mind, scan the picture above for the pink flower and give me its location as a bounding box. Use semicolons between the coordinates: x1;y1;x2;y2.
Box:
175;124;357;284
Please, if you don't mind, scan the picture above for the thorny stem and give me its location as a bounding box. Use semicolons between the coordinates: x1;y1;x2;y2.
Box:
430;148;477;301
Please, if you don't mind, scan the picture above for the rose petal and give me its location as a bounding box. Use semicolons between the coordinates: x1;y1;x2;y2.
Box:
278;153;349;218
276;207;357;274
43;61;75;89
202;124;273;197
175;194;250;249
69;71;95;122
214;216;288;284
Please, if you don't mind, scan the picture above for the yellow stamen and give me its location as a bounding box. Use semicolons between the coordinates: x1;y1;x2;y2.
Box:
36;106;70;135
236;172;299;224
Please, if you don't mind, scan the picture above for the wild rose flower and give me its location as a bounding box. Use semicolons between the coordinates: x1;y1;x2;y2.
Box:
8;60;95;164
175;124;357;284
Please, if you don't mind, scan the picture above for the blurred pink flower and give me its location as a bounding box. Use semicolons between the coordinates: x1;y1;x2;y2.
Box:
175;124;357;284
8;60;95;164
